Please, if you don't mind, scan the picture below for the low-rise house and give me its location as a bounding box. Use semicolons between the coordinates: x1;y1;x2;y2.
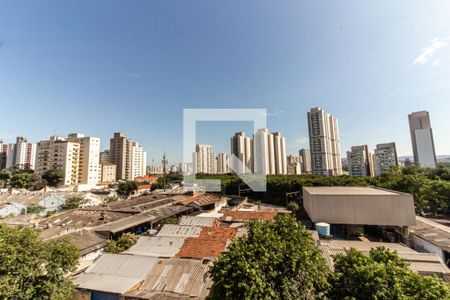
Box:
123;258;213;300
0;202;26;218
73;254;158;300
221;211;278;223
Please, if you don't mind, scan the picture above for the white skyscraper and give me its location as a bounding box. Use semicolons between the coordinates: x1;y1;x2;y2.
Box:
1;137;36;170
193;144;215;174
299;148;312;173
230;132;252;174
307;107;342;176
252;129;286;175
408;111;437;168
216;153;229;174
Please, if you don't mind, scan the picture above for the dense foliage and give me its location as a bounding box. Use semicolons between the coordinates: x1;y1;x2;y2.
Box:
198;165;450;216
104;232;139;253
10;171;37;189
42;169;64;187
117;180;138;198
64;196;87;210
329;247;450;300
0;224;79;299
208;214;330;299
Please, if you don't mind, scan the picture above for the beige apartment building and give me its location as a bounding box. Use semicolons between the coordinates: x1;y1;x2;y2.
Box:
216;152;229;174
109;132;147;180
35;136;81;186
67;133;100;186
230;132;253;174
99;162;117;183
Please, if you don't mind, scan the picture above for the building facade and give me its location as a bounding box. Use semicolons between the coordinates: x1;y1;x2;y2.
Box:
307;107;342;176
230;132;253;174
35;136;81;186
193;144;215;174
67;133;101;186
99;162;116;183
373;142;398;176
408;111;437;168
216;153;229;174
109;132;147;180
0;137;36;170
299;148;312;173
99;150;110;163
347;145;373;177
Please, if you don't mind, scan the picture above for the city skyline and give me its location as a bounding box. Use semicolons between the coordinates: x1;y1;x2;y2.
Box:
1;1;450;163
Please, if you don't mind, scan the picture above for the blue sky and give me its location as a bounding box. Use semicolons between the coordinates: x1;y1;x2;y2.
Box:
1;1;450;165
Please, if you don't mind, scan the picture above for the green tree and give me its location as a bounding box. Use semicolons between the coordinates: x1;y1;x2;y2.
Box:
208;214;330;299
10;172;37;189
117;180;138;198
26;204;45;214
104;233;139;253
329;247;450;300
0;169;10;188
64;196;86;210
0;224;79;299
42;169;64;187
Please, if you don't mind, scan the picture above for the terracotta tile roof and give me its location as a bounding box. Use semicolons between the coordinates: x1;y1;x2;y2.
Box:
137;184;152;190
176;227;238;259
177;193;224;207
199;226;237;240
177;194;203;206
135;175;159;183
222;211;277;222
176;237;227;259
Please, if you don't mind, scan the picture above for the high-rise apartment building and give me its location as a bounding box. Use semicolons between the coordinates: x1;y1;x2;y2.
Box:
0;137;36;170
287;155;302;175
299;148;312;173
408;111;437;168
252;129;287;175
109;132;147;180
307;107;342;176
273;132;287;175
35;136;81;186
373;142;398;176
216;153;229;174
193;144;215;174
67;133;101;186
230;132;253;174
35;134;100;186
347;145;372;177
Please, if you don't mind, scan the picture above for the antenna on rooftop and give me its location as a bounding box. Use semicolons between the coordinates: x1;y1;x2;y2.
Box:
162;152;168;192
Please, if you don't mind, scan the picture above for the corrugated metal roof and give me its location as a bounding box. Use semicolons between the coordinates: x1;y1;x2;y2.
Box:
156;224;202;238
221;211;277;222
410;216;450;251
179;216;218;227
320;240;449;275
124;258;213;299
73;254;158;294
124;236;185;258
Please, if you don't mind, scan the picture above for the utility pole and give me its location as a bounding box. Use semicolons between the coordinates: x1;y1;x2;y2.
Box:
162;152;168;192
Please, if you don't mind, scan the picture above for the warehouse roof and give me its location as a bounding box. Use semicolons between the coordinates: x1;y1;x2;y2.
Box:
179;216;218;227
74;254;158;294
410;216;450;252
61;230;107;256
156;224;202;238
221;211;278;222
124;236;185;258
303;186;402;196
303;186;416;226
124;258;213;299
320;240;449;275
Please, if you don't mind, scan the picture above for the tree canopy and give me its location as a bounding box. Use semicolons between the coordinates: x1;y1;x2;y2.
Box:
117;180;138;198
104;232;139;253
208;214;330;299
10;171;37;189
42;169;64;187
329;247;450;300
0;224;79;299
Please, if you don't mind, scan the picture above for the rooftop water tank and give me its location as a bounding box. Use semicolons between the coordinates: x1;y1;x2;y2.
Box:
315;222;330;237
